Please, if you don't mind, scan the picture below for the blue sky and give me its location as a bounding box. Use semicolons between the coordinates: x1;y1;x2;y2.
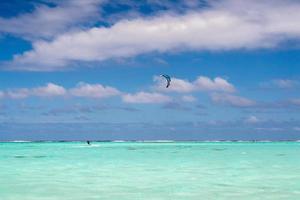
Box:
0;0;300;141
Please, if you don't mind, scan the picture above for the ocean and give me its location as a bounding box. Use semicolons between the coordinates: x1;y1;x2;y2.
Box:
0;141;300;200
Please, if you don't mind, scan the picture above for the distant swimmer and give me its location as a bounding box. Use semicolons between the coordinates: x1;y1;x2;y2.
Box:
87;141;91;145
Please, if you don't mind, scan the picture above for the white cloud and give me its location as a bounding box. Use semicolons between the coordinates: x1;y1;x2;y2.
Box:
194;76;235;92
0;0;103;40
6;88;31;99
273;79;296;88
255;127;283;131
154;76;195;92
290;99;300;105
5;83;66;99
69;82;121;98
211;93;256;107
8;0;300;70
122;92;172;103
181;95;196;102
32;83;66;97
1;82;120;99
293;127;300;131
0;91;4;99
154;76;235;93
245;115;259;124
260;79;299;89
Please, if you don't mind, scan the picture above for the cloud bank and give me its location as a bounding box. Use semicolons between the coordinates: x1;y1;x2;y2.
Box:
6;0;300;70
211;93;256;107
122;92;172;103
69;82;121;98
0;82;170;104
0;0;104;40
1;82;120;99
154;76;235;93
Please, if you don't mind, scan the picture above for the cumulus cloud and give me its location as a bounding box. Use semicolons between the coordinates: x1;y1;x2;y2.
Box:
1;82;120;100
181;95;197;102
245;115;259;124
7;0;300;70
273;79;298;88
122;92;171;103
5;83;66;99
43;104;139;116
195;76;235;92
6;89;30;99
69;82;121;98
293;127;300;131
211;93;256;107
0;91;5;99
162;102;190;111
31;83;66;97
0;0;104;40
155;76;194;92
290;98;300;106
255;127;284;132
154;76;235;93
261;79;300;89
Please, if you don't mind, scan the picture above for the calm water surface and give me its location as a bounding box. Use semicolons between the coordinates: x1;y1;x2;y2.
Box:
0;142;300;200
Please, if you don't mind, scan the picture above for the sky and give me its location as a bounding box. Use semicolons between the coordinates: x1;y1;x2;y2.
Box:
0;0;300;141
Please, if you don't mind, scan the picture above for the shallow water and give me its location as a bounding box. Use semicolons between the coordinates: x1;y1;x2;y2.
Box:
1;142;300;200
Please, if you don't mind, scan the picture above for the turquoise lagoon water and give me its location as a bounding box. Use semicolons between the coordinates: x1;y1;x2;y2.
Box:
0;142;300;200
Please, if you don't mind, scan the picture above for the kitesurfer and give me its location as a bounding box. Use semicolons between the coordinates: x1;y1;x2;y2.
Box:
160;74;171;88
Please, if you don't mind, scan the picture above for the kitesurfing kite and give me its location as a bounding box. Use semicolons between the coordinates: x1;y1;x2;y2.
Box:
160;74;171;88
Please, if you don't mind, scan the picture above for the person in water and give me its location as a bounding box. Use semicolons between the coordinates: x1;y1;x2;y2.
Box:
87;141;91;145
